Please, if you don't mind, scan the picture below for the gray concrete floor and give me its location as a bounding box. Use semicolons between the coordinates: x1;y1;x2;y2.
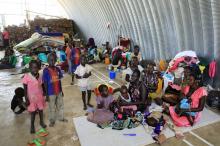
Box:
0;53;220;146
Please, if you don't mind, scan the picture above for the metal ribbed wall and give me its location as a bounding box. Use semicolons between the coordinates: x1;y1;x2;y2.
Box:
58;0;220;61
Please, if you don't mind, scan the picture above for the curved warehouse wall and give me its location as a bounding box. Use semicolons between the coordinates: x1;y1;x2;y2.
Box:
59;0;220;61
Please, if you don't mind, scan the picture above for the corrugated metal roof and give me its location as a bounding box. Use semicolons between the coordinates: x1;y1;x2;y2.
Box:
58;0;220;61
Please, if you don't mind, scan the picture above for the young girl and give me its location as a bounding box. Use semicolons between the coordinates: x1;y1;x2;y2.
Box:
23;60;46;133
87;84;114;125
95;84;114;110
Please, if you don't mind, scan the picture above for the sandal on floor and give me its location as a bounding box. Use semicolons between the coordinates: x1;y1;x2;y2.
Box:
35;128;49;137
27;138;46;146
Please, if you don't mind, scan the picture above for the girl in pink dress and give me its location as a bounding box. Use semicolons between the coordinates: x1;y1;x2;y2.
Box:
168;74;207;127
22;60;46;133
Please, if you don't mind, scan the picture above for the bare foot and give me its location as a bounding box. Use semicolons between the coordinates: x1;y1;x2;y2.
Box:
175;132;184;139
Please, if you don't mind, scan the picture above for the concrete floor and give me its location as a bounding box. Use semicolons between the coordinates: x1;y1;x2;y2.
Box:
0;53;220;146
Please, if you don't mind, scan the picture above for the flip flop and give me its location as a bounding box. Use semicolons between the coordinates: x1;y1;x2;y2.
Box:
35;128;48;137
27;138;46;146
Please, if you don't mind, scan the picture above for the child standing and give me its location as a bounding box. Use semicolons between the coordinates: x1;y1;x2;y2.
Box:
22;60;46;133
43;53;68;127
75;55;93;110
70;47;80;85
65;42;72;74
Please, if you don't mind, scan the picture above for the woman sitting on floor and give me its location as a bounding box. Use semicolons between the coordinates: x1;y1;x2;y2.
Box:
162;66;192;106
0;48;17;69
141;62;159;99
123;56;143;83
127;69;150;112
165;73;207;127
111;48;123;69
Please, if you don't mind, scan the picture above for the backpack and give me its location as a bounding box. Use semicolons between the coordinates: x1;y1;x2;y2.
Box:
206;90;220;110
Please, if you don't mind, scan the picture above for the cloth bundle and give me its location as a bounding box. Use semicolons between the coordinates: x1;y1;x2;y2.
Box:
179;98;196;116
87;109;114;125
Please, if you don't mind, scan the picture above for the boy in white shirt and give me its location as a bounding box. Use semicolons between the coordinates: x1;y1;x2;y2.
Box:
75;55;93;110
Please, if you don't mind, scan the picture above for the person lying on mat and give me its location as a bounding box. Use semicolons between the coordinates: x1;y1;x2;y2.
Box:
127;69;150;112
164;74;207;127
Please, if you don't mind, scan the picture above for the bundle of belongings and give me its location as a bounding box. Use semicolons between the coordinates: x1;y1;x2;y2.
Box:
162;51;202;105
12;33;67;72
14;32;64;54
87;107;167;144
206;90;220;110
164;50;219;110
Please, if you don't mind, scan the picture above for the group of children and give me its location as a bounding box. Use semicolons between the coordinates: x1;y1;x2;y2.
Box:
12;53;68;135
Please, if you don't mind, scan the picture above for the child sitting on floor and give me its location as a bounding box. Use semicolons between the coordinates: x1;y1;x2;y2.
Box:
11;87;26;114
117;85;137;116
95;84;114;110
75;55;93;110
87;84;114;125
